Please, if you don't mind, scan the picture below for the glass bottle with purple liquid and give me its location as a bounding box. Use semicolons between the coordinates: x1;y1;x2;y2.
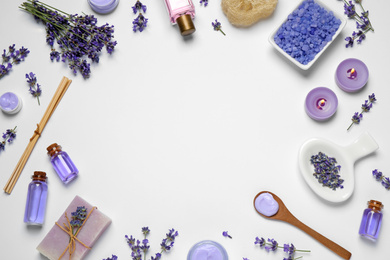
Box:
359;200;383;241
47;143;78;184
24;171;48;225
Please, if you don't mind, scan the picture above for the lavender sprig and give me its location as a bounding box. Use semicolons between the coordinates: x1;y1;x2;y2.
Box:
212;19;226;36
222;231;232;239
19;0;117;78
372;169;390;190
133;13;148;32
103;255;118;260
0;126;17;154
347;93;376;130
125;227;178;260
254;237;310;259
70;206;87;236
200;0;209;7
340;0;373;47
26;72;42;105
132;0;147;13
1;45;30;79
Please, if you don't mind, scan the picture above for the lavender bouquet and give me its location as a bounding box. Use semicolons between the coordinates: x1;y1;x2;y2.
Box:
20;0;117;78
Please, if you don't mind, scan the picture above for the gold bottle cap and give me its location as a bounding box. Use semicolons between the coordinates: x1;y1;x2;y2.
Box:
176;14;196;36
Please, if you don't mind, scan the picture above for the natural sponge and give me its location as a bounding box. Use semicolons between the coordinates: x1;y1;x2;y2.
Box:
221;0;278;27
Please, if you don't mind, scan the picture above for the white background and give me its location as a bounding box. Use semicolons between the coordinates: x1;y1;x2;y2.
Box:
0;0;389;259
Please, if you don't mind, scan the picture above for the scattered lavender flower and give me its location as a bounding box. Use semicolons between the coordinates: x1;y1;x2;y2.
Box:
347;93;376;130
133;13;148;32
132;0;147;13
200;0;209;7
125;227;178;260
20;0;117;78
222;231;232;238
372;169;390;190
265;238;278;252
0;126;17;154
243;258;250;260
212;19;226;36
254;237;310;259
70;206;88;235
1;45;30;79
340;0;374;47
26;72;42;105
310;152;344;190
103;255;118;260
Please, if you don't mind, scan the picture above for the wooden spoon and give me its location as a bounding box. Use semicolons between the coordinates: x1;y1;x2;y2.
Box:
254;191;352;260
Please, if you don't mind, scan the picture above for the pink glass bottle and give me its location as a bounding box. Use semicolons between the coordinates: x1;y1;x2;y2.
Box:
164;0;196;36
24;171;48;225
359;200;383;241
47;143;78;184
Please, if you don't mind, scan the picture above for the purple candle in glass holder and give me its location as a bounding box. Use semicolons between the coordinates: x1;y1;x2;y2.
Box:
305;87;338;121
335;58;369;92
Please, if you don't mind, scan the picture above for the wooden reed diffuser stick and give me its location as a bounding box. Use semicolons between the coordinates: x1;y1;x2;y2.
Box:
3;76;72;194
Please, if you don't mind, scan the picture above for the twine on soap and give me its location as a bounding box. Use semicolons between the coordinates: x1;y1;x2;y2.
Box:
55;206;96;260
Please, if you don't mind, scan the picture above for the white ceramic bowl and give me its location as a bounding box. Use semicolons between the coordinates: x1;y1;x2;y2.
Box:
269;0;346;70
298;132;378;203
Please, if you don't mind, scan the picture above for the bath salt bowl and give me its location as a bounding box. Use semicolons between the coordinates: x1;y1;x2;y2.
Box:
269;0;346;70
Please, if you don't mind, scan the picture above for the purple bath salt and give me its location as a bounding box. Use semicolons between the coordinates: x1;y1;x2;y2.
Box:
274;0;341;65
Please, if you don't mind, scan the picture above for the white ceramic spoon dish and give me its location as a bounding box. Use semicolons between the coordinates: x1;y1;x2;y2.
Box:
298;132;378;203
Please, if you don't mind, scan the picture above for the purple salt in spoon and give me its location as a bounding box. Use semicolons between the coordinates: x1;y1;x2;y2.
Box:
254;191;352;260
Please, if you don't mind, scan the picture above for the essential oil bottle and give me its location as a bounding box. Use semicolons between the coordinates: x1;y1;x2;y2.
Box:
358;200;383;241
163;0;196;36
24;171;48;225
47;143;78;184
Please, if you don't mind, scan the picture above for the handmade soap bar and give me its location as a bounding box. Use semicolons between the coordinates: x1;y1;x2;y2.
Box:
37;195;111;260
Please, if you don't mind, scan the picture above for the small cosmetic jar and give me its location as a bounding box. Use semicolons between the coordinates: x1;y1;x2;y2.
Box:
88;0;119;14
187;240;228;260
0;92;22;114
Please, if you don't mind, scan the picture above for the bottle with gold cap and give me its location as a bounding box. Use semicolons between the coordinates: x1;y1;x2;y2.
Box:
24;171;48;225
163;0;196;36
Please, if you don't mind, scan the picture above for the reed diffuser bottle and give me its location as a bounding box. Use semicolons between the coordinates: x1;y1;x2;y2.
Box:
24;171;48;225
359;200;383;241
47;143;78;184
163;0;196;36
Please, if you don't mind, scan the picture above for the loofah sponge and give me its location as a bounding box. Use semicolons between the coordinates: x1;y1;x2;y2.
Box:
221;0;278;27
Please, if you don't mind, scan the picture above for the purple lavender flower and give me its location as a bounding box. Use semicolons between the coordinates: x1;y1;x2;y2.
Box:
284;243;295;256
0;127;17;154
20;0;116;78
347;93;376;130
344;1;356;18
212;19;226;36
26;72;42;105
382;177;390;190
254;237;266;247
200;0;209;6
372;169;390;190
132;0;147;13
345;36;354;48
311;152;344;190
103;255;118;260
126;228;178;260
265;238;278;252
133;13;148;32
341;0;374;47
1;45;29;79
222;231;232;238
